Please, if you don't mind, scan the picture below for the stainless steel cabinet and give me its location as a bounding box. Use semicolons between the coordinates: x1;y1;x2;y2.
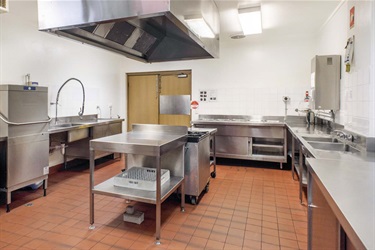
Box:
195;123;287;166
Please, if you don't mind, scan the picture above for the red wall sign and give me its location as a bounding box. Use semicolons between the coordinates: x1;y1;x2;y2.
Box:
190;100;199;109
350;6;355;29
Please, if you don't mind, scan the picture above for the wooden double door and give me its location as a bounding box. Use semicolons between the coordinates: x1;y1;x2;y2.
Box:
127;71;191;131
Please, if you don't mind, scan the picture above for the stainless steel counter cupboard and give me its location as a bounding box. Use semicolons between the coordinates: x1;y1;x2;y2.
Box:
89;124;187;244
192;115;287;168
306;159;374;250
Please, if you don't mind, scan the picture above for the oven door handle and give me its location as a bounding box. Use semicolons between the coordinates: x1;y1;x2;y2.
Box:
0;112;52;126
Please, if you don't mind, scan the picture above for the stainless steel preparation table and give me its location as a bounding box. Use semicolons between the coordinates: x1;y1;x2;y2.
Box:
89;124;187;244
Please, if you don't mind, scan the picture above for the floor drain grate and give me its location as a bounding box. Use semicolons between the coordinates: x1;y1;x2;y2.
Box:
25;203;33;207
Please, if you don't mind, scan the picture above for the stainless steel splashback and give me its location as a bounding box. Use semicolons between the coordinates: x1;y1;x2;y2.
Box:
37;0;219;63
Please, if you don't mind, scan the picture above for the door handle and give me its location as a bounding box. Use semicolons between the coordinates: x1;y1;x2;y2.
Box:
308;204;318;208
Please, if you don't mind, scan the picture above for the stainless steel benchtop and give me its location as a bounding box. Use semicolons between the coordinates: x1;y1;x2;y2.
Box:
48;118;124;134
288;123;374;250
90;131;187;156
192;115;285;126
286;124;375;161
306;158;375;250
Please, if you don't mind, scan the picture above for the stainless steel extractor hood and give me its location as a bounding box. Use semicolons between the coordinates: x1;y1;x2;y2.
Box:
37;0;220;63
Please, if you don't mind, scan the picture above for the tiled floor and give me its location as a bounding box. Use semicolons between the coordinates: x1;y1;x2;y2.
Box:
0;158;307;249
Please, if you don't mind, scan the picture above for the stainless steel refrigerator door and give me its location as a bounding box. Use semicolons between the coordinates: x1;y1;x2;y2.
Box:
6;133;49;188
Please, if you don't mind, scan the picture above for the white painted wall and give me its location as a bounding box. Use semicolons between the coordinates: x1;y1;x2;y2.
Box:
121;34;316;123
316;0;375;136
0;0;125;119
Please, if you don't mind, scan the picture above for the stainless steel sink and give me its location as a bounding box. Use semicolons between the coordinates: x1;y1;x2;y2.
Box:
49;123;89;142
49;123;82;129
302;136;339;143
308;141;360;153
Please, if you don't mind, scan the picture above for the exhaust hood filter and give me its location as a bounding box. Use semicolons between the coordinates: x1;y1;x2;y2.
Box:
106;22;136;45
133;32;157;54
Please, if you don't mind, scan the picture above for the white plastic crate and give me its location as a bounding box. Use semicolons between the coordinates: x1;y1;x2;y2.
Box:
113;167;170;191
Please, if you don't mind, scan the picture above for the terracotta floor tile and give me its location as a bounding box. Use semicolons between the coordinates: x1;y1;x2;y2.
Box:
230;221;246;230
205;239;225;249
209;232;227;243
262;221;278;230
100;234;120;246
113;237;135;248
212;224;229;234
262;227;279;237
247;218;262;227
223;243;243;250
279;231;297;241
261;241;280;249
279;238;299;248
173;233;192;243
188;236;208;248
178;225;195;236
262;234;280;246
197;221;214;231
129;240;153;249
225;235;244;247
278;223;295;233
243;238;262;249
167;240;187;249
91;242;112;250
74;239;98;249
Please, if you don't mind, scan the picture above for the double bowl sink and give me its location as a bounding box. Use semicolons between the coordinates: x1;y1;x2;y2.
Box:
302;136;360;154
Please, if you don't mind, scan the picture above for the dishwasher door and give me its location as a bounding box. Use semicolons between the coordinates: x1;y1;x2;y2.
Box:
5;133;49;188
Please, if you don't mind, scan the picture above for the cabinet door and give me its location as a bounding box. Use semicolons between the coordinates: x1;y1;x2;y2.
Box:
309;177;340;249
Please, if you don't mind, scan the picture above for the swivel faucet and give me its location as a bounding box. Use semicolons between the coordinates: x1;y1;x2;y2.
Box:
55;78;85;124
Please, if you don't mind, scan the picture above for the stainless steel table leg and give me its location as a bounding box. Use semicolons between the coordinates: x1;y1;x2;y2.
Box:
6;191;11;212
89;148;95;230
292;138;296;180
181;178;185;212
155;156;161;245
43;179;47;196
299;144;304;205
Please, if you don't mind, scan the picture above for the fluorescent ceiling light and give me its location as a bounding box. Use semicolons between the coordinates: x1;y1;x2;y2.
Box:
185;16;215;38
238;6;262;35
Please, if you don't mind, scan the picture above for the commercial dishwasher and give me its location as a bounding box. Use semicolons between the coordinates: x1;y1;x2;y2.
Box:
0;85;50;212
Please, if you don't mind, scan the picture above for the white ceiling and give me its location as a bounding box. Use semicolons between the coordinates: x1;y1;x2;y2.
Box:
215;0;341;39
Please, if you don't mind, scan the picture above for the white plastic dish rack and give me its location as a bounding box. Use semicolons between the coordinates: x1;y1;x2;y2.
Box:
113;167;170;191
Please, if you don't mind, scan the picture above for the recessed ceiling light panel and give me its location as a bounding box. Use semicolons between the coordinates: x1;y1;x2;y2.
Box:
238;6;262;35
